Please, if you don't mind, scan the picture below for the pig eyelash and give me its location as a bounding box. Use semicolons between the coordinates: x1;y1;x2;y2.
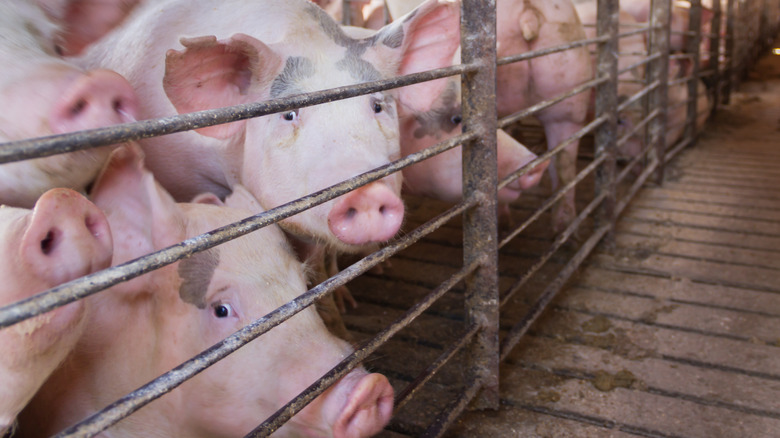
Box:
282;110;299;122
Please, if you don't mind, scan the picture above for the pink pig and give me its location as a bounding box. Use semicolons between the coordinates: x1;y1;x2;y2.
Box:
0;0;138;208
76;0;462;255
20;145;394;438
0;188;113;435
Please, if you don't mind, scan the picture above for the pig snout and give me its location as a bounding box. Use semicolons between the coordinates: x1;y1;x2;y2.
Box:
22;188;113;288
333;372;394;438
499;157;549;203
327;183;404;246
49;69;138;134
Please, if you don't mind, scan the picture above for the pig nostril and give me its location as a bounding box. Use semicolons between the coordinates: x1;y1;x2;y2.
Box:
84;215;101;239
379;205;386;215
345;207;357;220
40;229;58;255
70;99;88;117
113;99;122;113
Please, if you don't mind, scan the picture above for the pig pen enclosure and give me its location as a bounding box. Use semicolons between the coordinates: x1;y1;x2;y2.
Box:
1;0;779;437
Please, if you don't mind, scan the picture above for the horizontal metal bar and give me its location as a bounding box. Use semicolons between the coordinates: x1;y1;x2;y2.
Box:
0;64;476;164
670;52;695;60
498;159;608;309
0;130;475;329
55;195;479;438
498;76;607;128
498;114;607;193
499;222;612;361
394;323;480;412
248;258;484;437
497;36;608;66
615;156;661;218
615;108;661;149
617;52;662;76
665;135;694;163
421;379;484;438
617;80;660;113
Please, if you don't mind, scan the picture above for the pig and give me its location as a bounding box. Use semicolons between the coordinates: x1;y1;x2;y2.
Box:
573;1;650;161
381;0;590;233
76;0;462;254
620;0;714;63
0;188;113;435
310;0;373;27
665;60;712;148
20;145;394;438
0;0;139;209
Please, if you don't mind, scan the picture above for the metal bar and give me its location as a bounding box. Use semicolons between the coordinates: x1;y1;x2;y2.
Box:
420;379;483;438
649;0;672;185
683;0;703;153
617;52;662;77
497;117;609;247
498;76;606;129
246;259;483;438
394;323;480;412
0;64;474;164
498;114;607;193
615;156;661;218
499;155;607;308
616;80;660;113
341;0;351;25
665;135;694;163
459;0;500;411
497;36;608;66
0;129;475;328
722;0;735;104
54;195;478;438
590;0;618;249
616;108;661;151
499;221;612;361
709;0;722;114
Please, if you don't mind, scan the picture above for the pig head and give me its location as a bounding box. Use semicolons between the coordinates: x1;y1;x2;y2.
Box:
0;188;112;433
20;145;393;438
77;0;462;253
0;0;138;208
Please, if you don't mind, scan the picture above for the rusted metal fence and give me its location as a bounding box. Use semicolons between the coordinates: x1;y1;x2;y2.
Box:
1;0;778;436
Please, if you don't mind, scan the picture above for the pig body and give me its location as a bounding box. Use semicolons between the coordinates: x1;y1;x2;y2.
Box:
77;0;462;254
0;188;113;434
20;146;393;438
0;0;138;208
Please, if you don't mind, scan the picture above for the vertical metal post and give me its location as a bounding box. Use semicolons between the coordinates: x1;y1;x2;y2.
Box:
594;0;619;245
460;0;499;410
649;0;671;184
341;0;352;25
722;0;735;104
683;0;702;147
709;0;722;115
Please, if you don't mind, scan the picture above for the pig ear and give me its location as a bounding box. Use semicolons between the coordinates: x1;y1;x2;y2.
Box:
367;0;460;113
90;143;185;261
164;33;284;139
224;185;264;212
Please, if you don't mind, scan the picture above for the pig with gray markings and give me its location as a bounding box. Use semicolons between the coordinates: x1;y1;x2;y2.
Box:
20;145;394;438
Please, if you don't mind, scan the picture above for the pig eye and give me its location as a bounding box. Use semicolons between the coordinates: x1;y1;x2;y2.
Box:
282;110;299;121
213;303;233;318
451;114;462;125
373;101;383;114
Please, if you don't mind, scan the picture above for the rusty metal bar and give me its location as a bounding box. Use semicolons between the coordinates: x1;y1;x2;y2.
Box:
665;135;694;163
722;0;735;104
0;63;474;164
499;220;612;361
54;194;478;438
420;378;483;438
499;155;607;308
617;80;661;113
682;0;703;152
618;52;662;76
498;76;607;128
649;0;672;185
247;259;484;438
497;35;608;66
709;0;723;114
341;0;351;25
460;0;500;411
616;155;661;218
0;129;475;328
498;114;607;193
498;116;609;246
394;323;480;412
616;108;661;153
